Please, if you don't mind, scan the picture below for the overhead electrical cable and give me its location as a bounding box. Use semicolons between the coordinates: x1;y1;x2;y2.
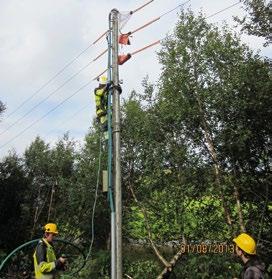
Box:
92;0;155;45
0;50;108;136
92;0;191;62
131;0;154;14
45;104;89;136
206;1;240;19
0;80;93;150
5;45;96;120
3;0;154;129
1;1;243;150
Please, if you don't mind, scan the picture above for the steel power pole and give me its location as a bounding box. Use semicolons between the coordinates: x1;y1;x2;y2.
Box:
111;8;122;279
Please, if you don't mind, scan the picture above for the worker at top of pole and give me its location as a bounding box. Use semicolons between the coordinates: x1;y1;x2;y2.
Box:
33;223;66;279
233;233;265;279
94;76;109;139
93;76;122;140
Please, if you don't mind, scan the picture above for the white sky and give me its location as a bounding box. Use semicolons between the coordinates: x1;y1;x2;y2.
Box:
0;0;270;158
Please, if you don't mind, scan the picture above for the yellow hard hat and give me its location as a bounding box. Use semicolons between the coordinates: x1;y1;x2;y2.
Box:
99;76;107;85
233;233;256;255
44;223;59;235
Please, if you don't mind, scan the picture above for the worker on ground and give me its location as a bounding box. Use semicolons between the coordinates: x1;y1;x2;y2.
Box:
94;76;109;139
233;233;265;279
33;223;66;279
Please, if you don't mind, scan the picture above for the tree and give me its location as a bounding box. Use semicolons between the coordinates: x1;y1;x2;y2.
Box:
0;153;29;250
235;0;271;46
0;100;5;120
120;9;272;278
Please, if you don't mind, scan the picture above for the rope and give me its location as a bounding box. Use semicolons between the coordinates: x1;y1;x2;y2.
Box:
85;130;103;261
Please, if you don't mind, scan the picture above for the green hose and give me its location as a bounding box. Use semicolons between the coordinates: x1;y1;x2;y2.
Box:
0;238;86;276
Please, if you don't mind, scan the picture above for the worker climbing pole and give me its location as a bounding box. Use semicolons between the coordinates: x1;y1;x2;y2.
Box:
94;76;110;139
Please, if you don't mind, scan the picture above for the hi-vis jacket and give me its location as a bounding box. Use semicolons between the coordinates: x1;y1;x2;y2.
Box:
94;86;108;117
33;238;60;279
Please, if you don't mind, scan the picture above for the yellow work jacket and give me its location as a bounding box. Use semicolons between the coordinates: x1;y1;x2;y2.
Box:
94;87;107;108
33;238;57;279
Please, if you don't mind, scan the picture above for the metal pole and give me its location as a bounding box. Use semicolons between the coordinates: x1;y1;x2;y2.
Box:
108;11;117;279
111;8;122;279
111;212;116;279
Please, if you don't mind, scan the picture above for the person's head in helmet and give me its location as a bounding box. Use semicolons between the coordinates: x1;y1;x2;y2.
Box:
233;233;256;259
99;76;107;86
43;223;58;243
233;233;265;278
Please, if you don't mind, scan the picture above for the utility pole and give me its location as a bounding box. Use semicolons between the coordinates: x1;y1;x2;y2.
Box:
111;8;122;279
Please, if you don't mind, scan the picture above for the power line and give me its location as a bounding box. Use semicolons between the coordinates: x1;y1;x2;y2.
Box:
49;2;245;138
132;0;154;14
0;60;94;136
5;44;95;119
206;1;240;19
5;26;113;121
45;104;89;136
1;1;159;136
78;1;191;67
1;2;244;150
0;80;93;150
160;0;190;17
127;0;191;35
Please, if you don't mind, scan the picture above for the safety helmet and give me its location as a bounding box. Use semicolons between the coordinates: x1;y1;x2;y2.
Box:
99;76;107;85
44;223;59;235
233;233;256;255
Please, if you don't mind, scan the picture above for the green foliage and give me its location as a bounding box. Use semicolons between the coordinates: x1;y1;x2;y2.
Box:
1;8;271;279
124;259;160;279
176;254;241;279
0;153;30;249
235;0;271;46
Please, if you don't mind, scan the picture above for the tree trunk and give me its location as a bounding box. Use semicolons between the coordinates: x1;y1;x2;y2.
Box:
233;183;245;232
192;60;232;226
156;248;184;279
47;181;56;222
127;180;170;267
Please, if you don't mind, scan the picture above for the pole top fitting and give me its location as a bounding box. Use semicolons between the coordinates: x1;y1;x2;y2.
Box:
110;8;119;14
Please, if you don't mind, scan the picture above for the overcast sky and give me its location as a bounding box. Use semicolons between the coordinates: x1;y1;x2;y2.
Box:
0;0;270;158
